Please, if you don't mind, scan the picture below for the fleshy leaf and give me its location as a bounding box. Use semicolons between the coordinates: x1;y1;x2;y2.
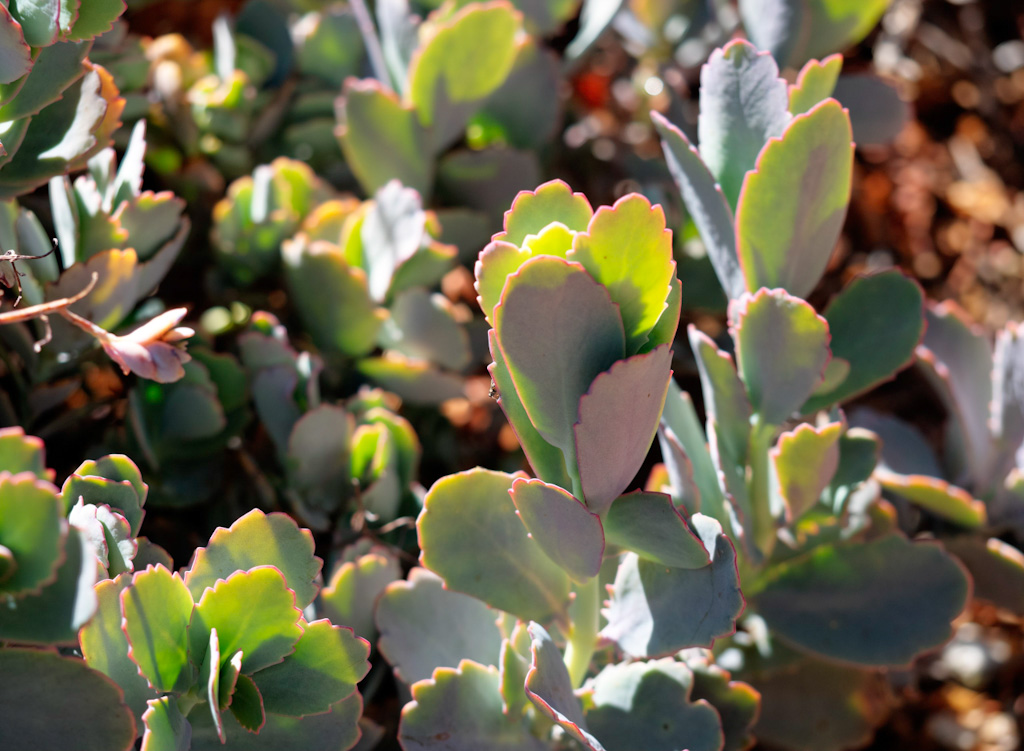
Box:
0;526;97;644
753;534;969;666
945;537;1024;616
789;55;843;115
418;468;571;622
0;649;136;751
686;656;760;751
601;515;743;657
603;491;710;568
574;345;673;513
319;547;401;643
184;508;321;609
254;619;369;716
0;472;65;595
82;575;159;726
381;287;471;370
407;2;521;149
731;288;830;425
199;628;224;741
0;427;49;479
567;195;675;353
189;694;360;750
804;271;924;412
651;112;743;300
698;39;790;210
228;673;265;733
488;330;571;488
494;255;625;457
510;478;604;582
735;99;853;299
360;180;426;302
689;327;751;467
0;7;32;85
141;696;191;751
189;567;303;676
376;567;503;685
357;355;465;405
992;322;1024;462
337;79;432;197
121;564;195;693
399;660;546;751
585;659;724;751
496;179;593;246
525;622;605;751
499;625;531;718
62;472;144;536
285;404;353;521
876;471;986;528
476;240;531;325
772;422;842;520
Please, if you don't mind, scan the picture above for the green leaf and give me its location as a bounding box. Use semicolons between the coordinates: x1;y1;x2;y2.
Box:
376;567;503;685
360;180;427;302
603;491;710;568
74;454;148;508
567;194;675;353
753;534;969;666
772;422;842;520
357;355;465;405
685;656;759;751
254;619;369;716
399;660;546;751
804;271;924;412
9;0;60;47
0;40;89;121
945;537;1024;616
190;694;362;750
0;472;65;595
732;288;830;425
747;655;892;751
285;404;354;522
0;649;136;751
698;39;790;210
189;567;303;675
736;100;853;298
475;240;530;325
0;6;32;85
338;79;432;197
652;112;743;300
876;471;986;528
141;696;192;751
184;508;321;609
0;526;97;644
121;564;195;693
495;179;593;246
689;327;751;467
601;515;743;657
62;472;143;534
68;500;136;575
228;672;265;732
499;626;531;718
510;478;604;582
408;2;521;149
0;427;49;479
82;574;159;727
488;330;572;487
282;236;386;358
524;621;605;751
494;255;624;457
381;287;471;370
585;659;724;751
66;0;124;41
789;55;843;115
199;628;225;741
418;468;571;622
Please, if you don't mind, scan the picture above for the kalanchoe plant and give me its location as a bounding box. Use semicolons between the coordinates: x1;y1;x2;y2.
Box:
0;0;126;198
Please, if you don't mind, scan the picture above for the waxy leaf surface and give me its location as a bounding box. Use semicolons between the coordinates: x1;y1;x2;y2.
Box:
805;271;924;412
0;473;65;595
525;622;605;751
418;469;571;622
400;660;546;750
497;179;593;246
601;515;742;657
0;649;136;751
575;345;673;513
376;567;503;685
254;619;369;716
603;491;710;568
698;40;790;210
689;327;751;465
753;534;969;666
586;659;724;751
122;565;195;693
320;548;401;643
184;508;321;608
494;256;624;455
732;289;829;425
736;100;852;299
945;537;1024;616
510;478;604;581
687;659;760;751
141;696;191;751
0;428;48;479
789;55;843;115
772;422;842;520
876;471;986;528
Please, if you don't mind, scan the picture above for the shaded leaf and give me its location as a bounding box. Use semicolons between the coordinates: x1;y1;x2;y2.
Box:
876;470;986;528
603;491;709;568
121;564;195;693
0;472;65;595
945;537;1024;616
418;468;571;622
376;567;502;685
320;547;401;642
228;672;265;733
141;696;191;751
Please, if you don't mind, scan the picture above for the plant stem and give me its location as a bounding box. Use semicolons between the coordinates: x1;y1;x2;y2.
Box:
564;574;600;688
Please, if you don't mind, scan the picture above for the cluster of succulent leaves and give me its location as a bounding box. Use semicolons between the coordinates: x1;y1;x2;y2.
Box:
0;1;1017;751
